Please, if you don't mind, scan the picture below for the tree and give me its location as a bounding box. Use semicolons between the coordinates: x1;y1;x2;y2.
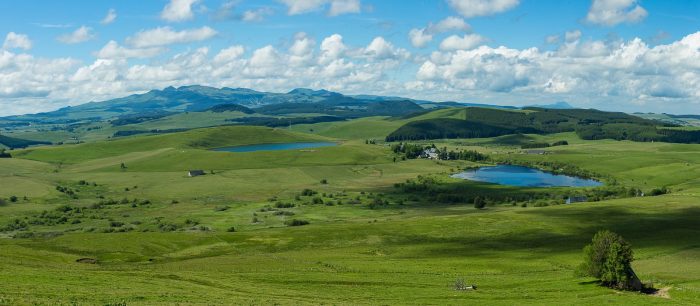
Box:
577;230;641;290
473;197;485;209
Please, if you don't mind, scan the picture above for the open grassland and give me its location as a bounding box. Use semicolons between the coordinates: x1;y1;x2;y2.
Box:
0;125;699;304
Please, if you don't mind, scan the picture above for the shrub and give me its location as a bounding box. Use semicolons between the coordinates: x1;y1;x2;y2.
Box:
109;221;124;227
473;197;485;209
9;196;17;203
226;226;236;232
649;187;668;196
273;210;295;216
284;219;310;226
275;202;295;208
301;189;317;196
320;179;328;184
577;230;640;290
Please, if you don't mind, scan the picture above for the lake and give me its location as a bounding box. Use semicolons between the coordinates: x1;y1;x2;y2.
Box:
451;165;602;187
212;142;337;153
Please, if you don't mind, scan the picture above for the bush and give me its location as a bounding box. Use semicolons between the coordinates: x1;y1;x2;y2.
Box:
274;202;295;208
301;189;317;196
284;219;310;227
577;230;640;290
320;179;328;184
473;197;485;209
226;226;236;232
9;196;17;203
649;187;668;196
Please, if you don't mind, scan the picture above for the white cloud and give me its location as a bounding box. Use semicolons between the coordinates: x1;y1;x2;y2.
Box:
3;32;32;50
6;32;700;116
565;30;582;42
439;34;485;51
545;35;560;44
409;16;471;48
101;8;117;25
161;0;200;22
279;0;361;16
214;45;245;63
586;0;647;26
319;34;346;64
242;7;274;22
447;0;520;18
363;37;410;60
329;0;361;16
126;26;217;48
95;41;164;59
57;26;95;44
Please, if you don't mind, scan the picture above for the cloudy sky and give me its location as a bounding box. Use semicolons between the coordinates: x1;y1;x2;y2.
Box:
1;0;699;116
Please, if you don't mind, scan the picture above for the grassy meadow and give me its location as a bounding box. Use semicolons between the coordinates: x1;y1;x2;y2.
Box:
0;123;699;305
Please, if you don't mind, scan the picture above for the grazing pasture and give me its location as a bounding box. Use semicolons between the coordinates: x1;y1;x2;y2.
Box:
0;124;699;304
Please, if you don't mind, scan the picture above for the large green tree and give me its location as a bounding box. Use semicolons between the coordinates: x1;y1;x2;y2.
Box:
577;230;641;290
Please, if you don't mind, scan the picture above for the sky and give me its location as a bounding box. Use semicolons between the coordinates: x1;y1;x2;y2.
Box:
1;0;700;116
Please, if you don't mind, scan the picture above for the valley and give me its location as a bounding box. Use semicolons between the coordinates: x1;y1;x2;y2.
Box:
1;103;699;304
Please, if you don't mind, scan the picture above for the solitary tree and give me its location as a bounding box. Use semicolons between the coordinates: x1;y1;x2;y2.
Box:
577;230;641;290
473;196;485;209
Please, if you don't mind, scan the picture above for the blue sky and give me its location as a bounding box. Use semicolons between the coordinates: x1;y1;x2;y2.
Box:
1;0;700;115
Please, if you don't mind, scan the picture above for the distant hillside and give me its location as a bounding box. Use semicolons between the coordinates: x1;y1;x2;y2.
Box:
0;86;426;124
206;103;255;114
385;107;700;144
0;135;51;149
526;101;575;109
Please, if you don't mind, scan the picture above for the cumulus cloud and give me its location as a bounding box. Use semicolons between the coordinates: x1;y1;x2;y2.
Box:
586;0;647;26
3;32;32;50
363;37;410;61
101;8;117;25
414;31;700;109
279;0;361;16
161;0;200;22
328;0;361;16
57;26;95;44
242;7;275;22
126;26;217;48
439;34;485;51
409;16;470;48
95;41;164;59
447;0;520;18
6;32;700;116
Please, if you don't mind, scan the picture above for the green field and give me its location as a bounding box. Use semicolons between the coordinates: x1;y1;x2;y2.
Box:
0;123;699;305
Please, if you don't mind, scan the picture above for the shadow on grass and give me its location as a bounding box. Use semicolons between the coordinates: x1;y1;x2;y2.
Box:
388;205;700;259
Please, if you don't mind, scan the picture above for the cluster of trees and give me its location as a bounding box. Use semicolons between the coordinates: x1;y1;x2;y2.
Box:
112;128;187;138
390;142;488;162
0;134;50;149
521;140;568;149
226;115;345;128
0;149;11;158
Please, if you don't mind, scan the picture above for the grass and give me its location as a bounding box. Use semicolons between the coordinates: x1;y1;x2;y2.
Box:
0;123;699;304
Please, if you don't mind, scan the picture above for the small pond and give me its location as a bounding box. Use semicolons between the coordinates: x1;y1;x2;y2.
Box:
451;165;602;188
212;142;337;153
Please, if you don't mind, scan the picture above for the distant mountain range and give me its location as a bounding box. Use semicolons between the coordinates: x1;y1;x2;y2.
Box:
0;85;577;124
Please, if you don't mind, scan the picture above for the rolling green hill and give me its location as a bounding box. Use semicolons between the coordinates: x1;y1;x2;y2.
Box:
0;134;51;149
13;126;330;164
385;107;700;144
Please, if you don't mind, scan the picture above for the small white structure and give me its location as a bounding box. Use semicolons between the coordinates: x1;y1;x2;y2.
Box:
421;148;439;160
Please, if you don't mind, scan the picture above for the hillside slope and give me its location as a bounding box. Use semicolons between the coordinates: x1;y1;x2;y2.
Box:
386;107;700;143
